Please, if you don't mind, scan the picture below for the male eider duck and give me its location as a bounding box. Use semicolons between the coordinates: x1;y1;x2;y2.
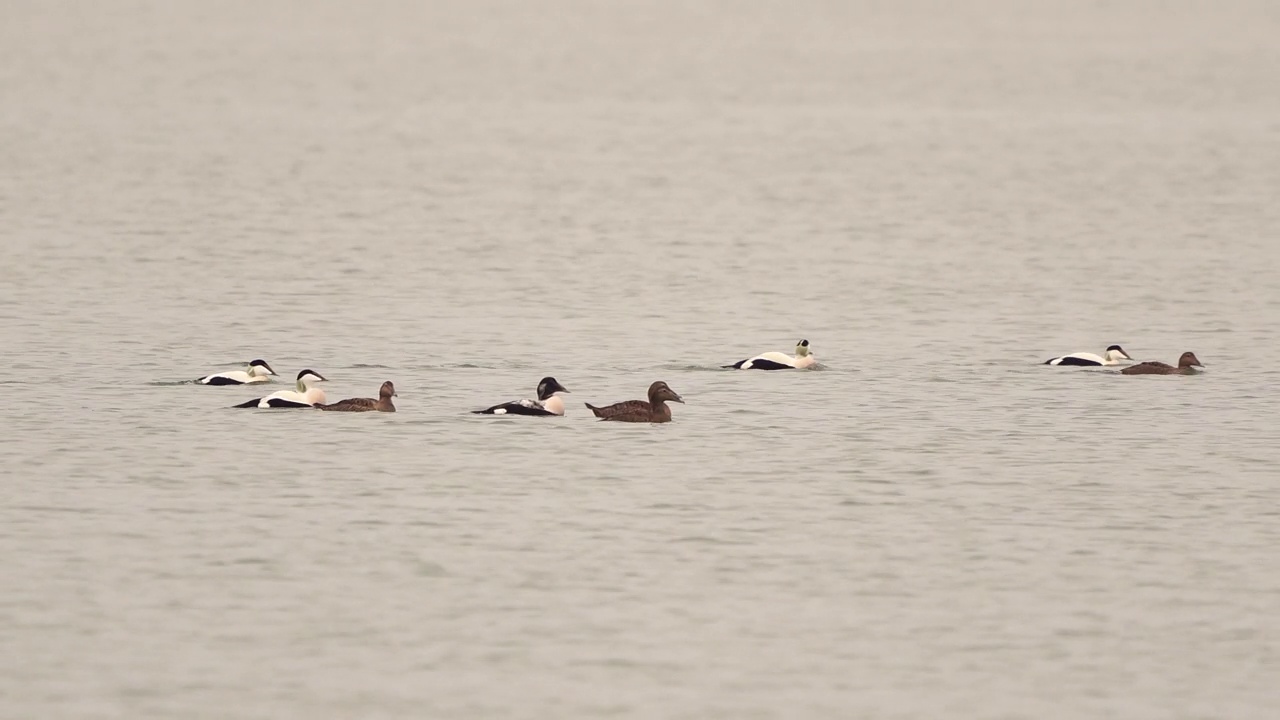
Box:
316;381;397;412
724;339;816;370
585;381;684;423
473;377;570;416
198;359;277;385
1121;352;1203;376
233;369;328;408
1043;345;1133;367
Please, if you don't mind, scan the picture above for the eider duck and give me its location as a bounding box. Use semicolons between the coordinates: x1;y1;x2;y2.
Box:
585;381;684;423
1120;352;1203;376
233;369;328;408
1044;345;1133;367
316;381;397;412
724;339;816;370
198;359;277;385
473;377;570;416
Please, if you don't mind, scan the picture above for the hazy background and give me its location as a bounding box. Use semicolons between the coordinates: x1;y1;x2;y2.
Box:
2;1;1278;718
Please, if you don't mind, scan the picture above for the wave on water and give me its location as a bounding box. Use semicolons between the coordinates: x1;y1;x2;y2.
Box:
403;363;501;371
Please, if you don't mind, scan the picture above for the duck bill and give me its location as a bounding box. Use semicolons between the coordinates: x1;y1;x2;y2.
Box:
672;394;685;404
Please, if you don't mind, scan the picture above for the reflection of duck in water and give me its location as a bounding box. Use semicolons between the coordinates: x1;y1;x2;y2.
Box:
198;359;277;385
1121;352;1204;376
233;369;328;408
316;381;397;412
724;339;815;370
586;381;684;423
473;377;570;416
1043;345;1133;367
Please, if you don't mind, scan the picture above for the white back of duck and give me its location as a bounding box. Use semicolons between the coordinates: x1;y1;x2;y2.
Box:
727;338;816;370
198;358;277;385
1045;345;1131;366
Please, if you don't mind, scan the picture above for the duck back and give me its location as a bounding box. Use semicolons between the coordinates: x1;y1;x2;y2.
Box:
586;400;650;419
1121;361;1177;375
317;397;383;412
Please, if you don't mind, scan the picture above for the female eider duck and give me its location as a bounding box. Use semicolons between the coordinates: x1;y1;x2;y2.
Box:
724;339;816;370
1121;352;1204;376
585;381;684;423
316;381;397;412
233;369;328;408
473;377;570;416
198;359;277;385
1043;345;1133;367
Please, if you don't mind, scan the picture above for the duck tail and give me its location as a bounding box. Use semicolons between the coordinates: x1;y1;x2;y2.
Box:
231;398;260;408
584;402;604;417
722;360;744;369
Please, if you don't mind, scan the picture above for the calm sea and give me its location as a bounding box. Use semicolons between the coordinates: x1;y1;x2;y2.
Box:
2;1;1278;717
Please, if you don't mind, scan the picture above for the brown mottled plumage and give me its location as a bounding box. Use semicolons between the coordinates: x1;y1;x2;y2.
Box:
316;381;397;412
1120;352;1203;376
585;381;684;423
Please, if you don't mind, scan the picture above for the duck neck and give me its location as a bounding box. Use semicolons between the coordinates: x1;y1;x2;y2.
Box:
650;399;671;420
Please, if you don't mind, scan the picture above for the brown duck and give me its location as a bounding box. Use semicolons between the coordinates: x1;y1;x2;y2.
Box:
1120;352;1204;376
315;381;397;412
586;381;684;423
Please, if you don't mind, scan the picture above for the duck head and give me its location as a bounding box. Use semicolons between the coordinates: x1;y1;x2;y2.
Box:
537;377;570;401
795;339;812;358
1178;352;1204;369
1104;345;1133;363
379;381;397;398
294;369;328;391
647;381;684;404
248;359;277;378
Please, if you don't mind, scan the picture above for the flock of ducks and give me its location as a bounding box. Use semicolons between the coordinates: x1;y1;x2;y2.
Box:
192;340;818;423
192;340;1204;423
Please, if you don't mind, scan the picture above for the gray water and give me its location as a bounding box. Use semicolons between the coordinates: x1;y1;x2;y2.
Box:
3;1;1279;718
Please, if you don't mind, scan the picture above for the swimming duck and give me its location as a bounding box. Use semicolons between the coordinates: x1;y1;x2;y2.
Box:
724;339;816;370
233;369;328;408
198;359;277;385
473;377;570;416
1120;352;1204;375
1044;345;1133;367
316;381;397;412
585;381;684;423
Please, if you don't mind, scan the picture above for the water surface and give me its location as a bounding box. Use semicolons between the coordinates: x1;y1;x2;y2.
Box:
2;1;1279;718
